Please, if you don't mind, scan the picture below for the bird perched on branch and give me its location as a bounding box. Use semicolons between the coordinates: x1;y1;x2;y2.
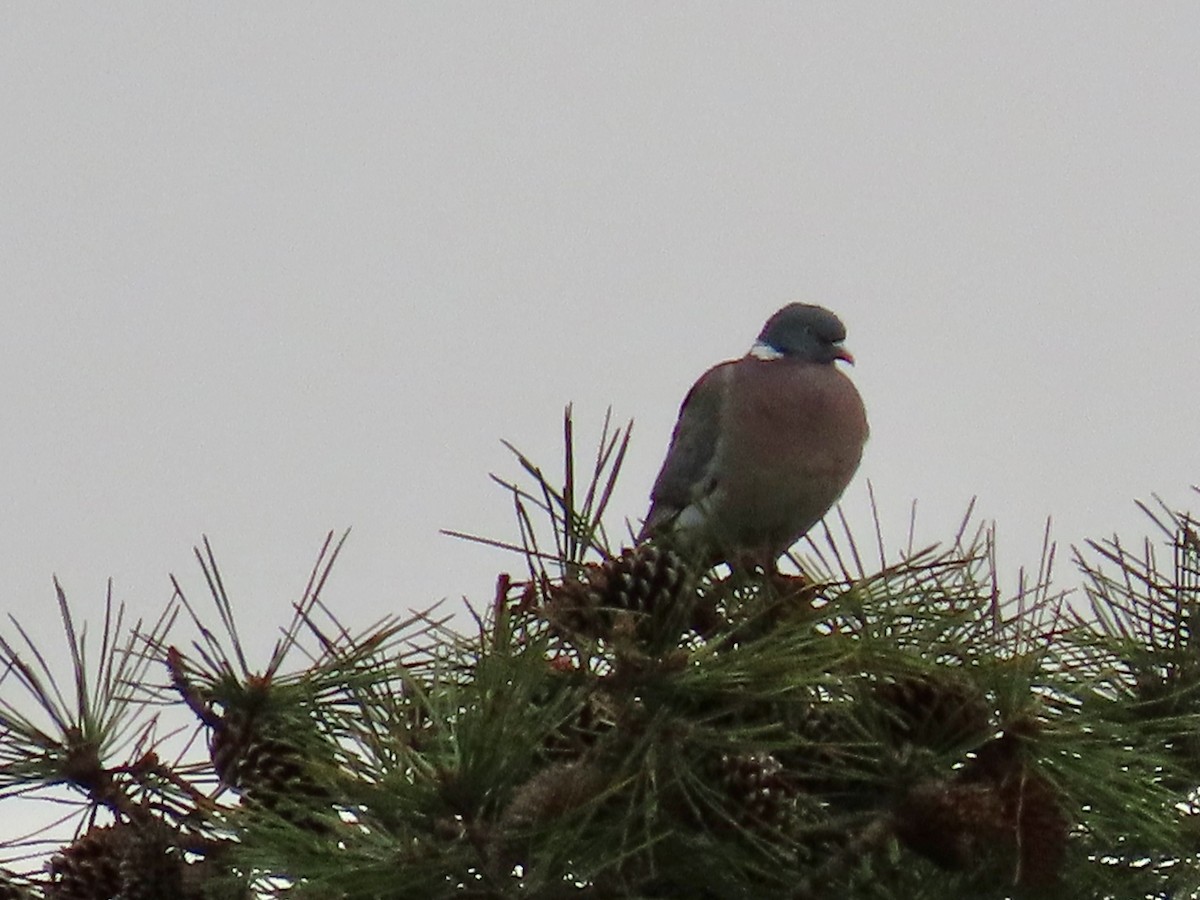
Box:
638;303;868;571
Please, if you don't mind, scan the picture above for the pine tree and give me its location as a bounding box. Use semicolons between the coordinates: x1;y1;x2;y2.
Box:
0;410;1197;898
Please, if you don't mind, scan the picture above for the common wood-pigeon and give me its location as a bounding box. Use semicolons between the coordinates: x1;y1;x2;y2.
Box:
639;303;868;570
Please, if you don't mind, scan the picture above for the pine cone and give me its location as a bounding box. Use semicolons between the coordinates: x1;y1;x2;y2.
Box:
874;672;992;751
490;761;609;876
960;728;1026;783
543;689;616;761
46;824;123;900
713;751;798;830
591;544;691;618
499;760;607;833
210;708;333;832
545;545;694;646
780;698;865;798
997;765;1068;888
46;820;197;900
896;729;1068;887
893;779;1008;871
115;821;185;900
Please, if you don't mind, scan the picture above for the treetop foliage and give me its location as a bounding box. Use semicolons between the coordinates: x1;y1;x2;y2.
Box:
0;410;1197;899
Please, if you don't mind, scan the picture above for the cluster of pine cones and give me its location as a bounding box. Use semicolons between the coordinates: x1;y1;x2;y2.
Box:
528;545;1068;889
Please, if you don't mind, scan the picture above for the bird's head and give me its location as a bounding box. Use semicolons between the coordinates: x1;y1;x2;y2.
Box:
750;303;854;365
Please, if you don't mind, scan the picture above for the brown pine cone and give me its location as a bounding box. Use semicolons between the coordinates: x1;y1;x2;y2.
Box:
210;708;334;833
712;751;798;831
115;820;186;900
545;545;694;646
896;728;1068;888
893;778;1008;871
46;824;124;900
996;764;1068;888
874;672;992;751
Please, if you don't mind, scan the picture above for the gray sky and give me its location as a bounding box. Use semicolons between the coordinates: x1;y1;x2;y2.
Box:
3;5;1199;669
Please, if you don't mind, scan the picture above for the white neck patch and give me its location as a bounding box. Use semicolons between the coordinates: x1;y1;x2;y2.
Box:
749;341;784;360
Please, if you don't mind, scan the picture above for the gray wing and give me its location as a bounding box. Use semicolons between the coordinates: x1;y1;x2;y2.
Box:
639;365;728;539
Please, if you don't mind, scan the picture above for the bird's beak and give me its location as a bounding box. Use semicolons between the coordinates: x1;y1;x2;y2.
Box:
835;345;855;365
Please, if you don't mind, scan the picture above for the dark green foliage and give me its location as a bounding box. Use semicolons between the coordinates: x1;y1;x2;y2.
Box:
0;411;1198;898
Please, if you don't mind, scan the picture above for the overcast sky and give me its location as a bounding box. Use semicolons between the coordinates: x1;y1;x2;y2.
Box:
3;6;1199;673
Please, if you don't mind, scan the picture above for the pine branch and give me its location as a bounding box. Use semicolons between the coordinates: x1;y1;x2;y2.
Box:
2;414;1198;899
